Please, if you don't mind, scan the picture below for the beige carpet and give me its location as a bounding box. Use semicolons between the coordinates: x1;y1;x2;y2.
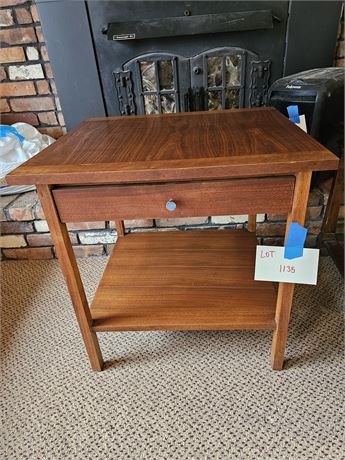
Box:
1;256;344;459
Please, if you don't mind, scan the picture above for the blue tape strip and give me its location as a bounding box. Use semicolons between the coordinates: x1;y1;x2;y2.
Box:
0;125;25;142
287;105;300;124
284;222;307;260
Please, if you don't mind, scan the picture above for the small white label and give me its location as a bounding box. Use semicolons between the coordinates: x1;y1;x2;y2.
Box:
254;245;319;285
113;33;135;40
295;114;307;132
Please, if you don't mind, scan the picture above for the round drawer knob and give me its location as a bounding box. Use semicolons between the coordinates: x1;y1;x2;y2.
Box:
166;199;177;212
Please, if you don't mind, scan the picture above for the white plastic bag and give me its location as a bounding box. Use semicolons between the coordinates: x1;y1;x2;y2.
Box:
0;123;55;195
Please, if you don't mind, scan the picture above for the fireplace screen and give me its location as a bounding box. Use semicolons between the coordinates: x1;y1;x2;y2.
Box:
115;47;267;116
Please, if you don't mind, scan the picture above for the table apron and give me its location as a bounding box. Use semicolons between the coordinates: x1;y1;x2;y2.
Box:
52;176;295;223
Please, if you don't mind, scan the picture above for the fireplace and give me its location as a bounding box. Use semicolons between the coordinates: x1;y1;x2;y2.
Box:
36;1;342;128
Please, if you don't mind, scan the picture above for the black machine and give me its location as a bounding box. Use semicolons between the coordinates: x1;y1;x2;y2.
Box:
267;68;344;160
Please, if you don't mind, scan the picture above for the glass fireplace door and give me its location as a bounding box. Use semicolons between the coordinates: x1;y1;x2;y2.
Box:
121;47;261;115
123;53;190;115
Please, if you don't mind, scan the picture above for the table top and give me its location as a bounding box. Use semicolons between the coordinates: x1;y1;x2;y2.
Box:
7;107;338;186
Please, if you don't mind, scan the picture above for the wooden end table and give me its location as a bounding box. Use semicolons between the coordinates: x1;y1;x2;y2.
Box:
7;108;338;371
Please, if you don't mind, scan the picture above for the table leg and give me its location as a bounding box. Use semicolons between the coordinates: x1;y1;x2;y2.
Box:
247;215;256;232
115;220;125;237
37;184;104;371
271;171;312;370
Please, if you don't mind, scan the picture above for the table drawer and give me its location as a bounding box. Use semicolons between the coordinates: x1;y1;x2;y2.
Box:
53;177;295;223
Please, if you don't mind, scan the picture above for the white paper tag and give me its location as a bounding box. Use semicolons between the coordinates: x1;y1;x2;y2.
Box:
295;114;307;132
254;245;319;285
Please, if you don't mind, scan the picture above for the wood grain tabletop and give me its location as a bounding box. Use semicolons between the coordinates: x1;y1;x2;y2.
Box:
7;107;339;185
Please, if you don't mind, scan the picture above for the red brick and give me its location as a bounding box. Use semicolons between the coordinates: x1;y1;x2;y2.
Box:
268;206;322;222
57;111;65;126
125;219;153;228
35;26;44;42
319;178;333;204
38;111;57;125
67;221;106;231
38;126;64;138
0;46;25;64
27;232;78;246
73;245;104;258
0;27;36;45
306;221;322;235
10;96;55;112
0;195;18;221
40;44;49;61
0;9;14;27
305;235;317;248
3;247;53;259
260;220;323;238
109;219;153;229
336;59;345;67
44;62;53;79
35;80;50;95
256;223;286;237
1;0;29;5
0;221;33;234
0;112;39;125
7;191;37;221
156;217;208;227
26;233;52;246
55;96;61;110
0;99;10;112
306;206;322;220
308;188;322;206
0;68;7;81
0;234;26;248
261;237;284;246
34;200;44;219
50;79;57;94
266;213;287;222
15;7;32;24
0;81;36;97
30;4;40;22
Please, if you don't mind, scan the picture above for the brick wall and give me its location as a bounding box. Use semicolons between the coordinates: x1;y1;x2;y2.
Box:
0;0;65;138
0;3;344;260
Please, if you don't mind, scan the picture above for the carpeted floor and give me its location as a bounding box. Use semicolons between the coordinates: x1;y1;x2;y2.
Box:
1;256;344;459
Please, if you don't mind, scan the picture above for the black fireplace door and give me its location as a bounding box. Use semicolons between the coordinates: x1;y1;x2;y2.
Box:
88;1;289;116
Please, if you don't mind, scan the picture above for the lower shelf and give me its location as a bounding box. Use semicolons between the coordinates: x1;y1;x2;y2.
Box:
90;229;277;332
